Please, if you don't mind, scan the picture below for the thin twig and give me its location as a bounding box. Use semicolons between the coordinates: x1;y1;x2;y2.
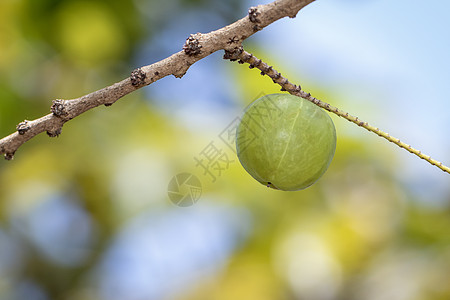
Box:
0;0;315;160
225;48;450;175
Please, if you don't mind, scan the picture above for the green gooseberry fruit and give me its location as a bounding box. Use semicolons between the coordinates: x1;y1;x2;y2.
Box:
236;93;336;191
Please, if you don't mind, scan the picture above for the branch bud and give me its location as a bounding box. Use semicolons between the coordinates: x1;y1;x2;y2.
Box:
183;33;202;56
16;120;30;135
51;100;68;117
130;68;147;87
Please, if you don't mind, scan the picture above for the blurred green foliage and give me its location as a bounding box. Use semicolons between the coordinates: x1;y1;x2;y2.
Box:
1;1;449;300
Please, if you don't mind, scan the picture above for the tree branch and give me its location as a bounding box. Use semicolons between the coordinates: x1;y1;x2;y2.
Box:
0;0;315;160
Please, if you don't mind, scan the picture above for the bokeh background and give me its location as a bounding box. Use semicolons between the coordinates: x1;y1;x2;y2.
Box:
1;0;450;299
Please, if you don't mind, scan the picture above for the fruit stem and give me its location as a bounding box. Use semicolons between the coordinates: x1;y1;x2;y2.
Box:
225;48;450;175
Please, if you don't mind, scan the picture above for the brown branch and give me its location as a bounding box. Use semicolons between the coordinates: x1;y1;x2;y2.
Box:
0;0;315;160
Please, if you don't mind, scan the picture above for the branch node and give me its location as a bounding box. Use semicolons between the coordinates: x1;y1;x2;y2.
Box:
223;47;243;61
223;51;231;60
248;7;261;23
51;99;68;117
16;120;30;135
183;33;202;56
46;128;62;138
130;68;147;87
4;152;14;161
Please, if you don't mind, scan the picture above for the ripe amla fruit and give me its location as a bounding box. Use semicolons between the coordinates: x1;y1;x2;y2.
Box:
236;93;336;191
